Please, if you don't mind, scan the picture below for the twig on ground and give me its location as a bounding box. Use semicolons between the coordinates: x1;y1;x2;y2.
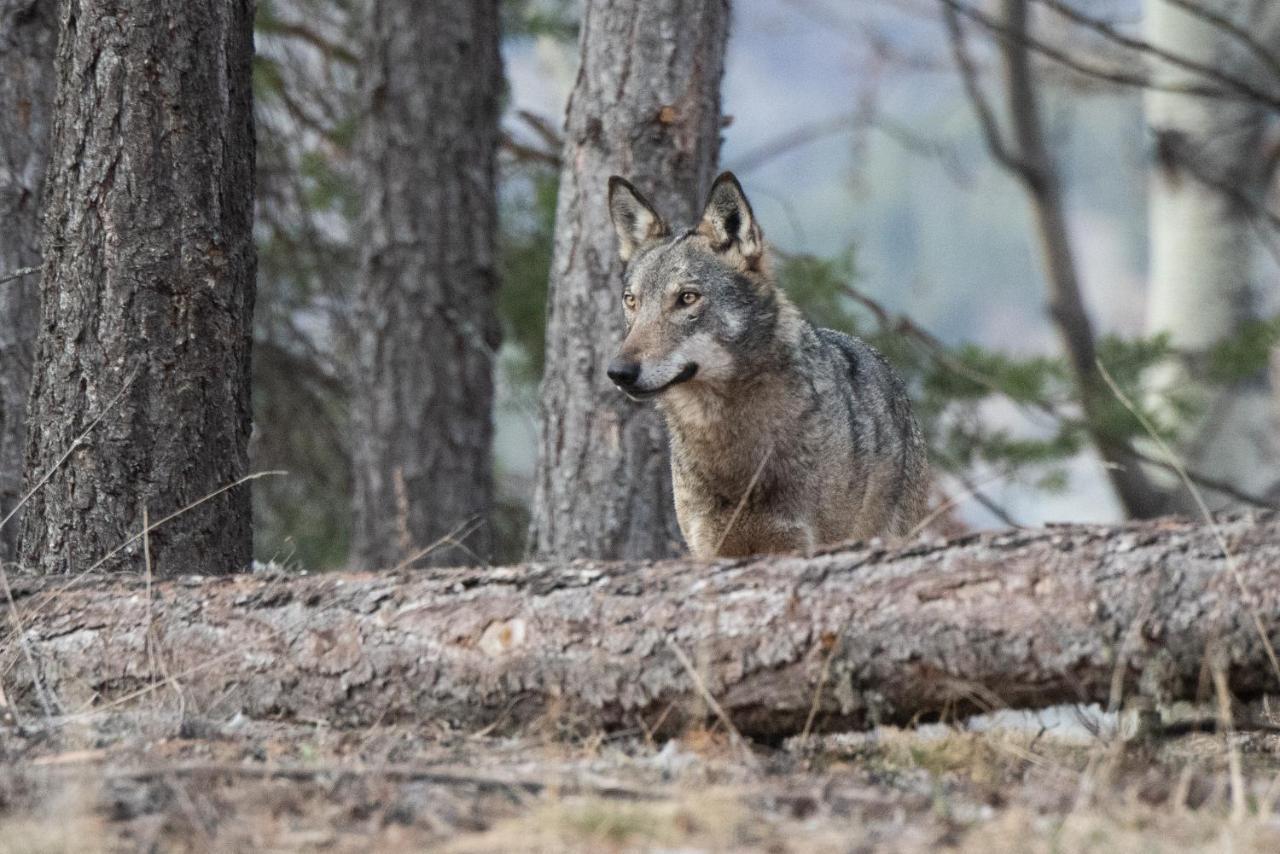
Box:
667;639;761;771
0;565;59;722
0;678;12;725
1107;598;1156;714
142;506;188;725
1212;663;1247;823
799;638;840;746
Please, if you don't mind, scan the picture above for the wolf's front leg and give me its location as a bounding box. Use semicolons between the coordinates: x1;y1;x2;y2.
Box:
692;515;816;559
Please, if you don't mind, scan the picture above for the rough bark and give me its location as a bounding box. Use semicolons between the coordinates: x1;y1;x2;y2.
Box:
1143;0;1280;509
18;0;256;576
350;0;503;569
528;0;730;561
0;0;56;565
5;514;1279;740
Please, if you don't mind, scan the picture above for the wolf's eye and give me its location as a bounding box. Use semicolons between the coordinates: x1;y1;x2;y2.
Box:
678;291;700;306
623;292;636;309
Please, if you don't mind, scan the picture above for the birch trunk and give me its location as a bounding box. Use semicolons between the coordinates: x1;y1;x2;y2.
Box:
18;0;256;576
527;0;730;560
1144;0;1280;508
350;0;503;568
0;0;56;565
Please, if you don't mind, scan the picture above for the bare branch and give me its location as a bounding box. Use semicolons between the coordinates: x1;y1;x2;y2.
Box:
1158;131;1280;233
0;266;38;288
1033;0;1280;112
727;111;861;174
931;447;1024;528
1158;0;1280;85
983;0;1171;516
940;0;1168;513
514;109;565;152
257;18;359;66
941;3;1033;179
500;132;560;168
873;115;974;186
835;278;1276;511
934;0;1252;103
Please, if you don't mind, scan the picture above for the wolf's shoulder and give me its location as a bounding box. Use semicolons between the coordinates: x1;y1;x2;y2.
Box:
813;327;898;385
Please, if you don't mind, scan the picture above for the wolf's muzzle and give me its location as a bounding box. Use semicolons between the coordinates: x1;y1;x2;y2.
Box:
609;360;698;399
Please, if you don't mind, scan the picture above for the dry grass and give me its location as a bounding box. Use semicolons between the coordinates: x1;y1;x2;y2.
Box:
447;791;754;853
960;806;1280;854
2;710;1280;852
0;783;105;854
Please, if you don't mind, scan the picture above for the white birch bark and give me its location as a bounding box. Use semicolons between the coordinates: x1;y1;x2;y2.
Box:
1144;0;1280;507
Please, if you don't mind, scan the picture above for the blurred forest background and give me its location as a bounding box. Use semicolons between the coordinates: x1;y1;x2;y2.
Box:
251;0;1280;568
4;0;1279;574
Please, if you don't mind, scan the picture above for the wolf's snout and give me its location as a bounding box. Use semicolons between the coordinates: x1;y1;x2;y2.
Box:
607;358;642;389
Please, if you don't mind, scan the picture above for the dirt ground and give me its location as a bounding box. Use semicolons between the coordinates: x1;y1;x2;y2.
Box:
3;702;1280;853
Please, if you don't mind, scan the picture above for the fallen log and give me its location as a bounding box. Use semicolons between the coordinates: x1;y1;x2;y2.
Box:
2;514;1278;740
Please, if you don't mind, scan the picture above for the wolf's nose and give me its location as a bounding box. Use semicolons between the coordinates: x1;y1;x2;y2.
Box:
607;359;641;389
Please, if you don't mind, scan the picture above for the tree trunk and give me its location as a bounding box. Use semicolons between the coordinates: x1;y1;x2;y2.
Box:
1143;0;1280;509
18;0;256;576
527;0;730;561
6;514;1278;739
0;0;56;565
993;0;1172;518
349;0;503;569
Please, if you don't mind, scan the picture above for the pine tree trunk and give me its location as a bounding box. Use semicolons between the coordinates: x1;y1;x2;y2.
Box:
1143;0;1280;508
18;0;256;576
0;0;56;565
528;0;730;560
349;0;503;569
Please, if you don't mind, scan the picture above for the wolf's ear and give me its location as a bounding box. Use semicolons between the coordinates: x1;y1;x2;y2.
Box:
697;171;763;269
608;176;669;262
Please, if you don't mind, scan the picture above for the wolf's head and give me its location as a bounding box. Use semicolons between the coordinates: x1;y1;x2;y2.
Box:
605;171;786;400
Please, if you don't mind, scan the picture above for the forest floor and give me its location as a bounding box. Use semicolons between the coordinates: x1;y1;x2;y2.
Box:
3;704;1280;852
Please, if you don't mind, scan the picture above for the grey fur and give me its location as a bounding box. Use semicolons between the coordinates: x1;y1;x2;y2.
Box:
606;172;929;557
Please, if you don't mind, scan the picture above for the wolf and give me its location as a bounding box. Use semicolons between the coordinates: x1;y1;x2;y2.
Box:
605;171;929;558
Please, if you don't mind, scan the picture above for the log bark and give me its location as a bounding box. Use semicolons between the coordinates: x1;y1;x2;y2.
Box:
527;0;730;561
4;515;1279;740
17;0;256;576
0;0;56;564
350;0;503;568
